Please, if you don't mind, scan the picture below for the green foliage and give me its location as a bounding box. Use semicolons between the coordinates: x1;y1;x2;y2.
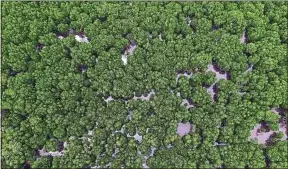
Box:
31;157;51;169
1;1;287;168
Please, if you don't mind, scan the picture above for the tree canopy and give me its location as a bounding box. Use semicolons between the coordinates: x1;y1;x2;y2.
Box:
1;2;287;169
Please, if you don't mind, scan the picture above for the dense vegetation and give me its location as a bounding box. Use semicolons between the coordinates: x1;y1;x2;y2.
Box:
1;2;287;169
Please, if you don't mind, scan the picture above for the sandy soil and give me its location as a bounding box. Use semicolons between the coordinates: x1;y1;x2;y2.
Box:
56;30;89;43
176;72;193;83
240;32;246;44
103;96;114;103
244;64;253;73
180;99;194;109
133;90;155;101
127;132;143;143
142;147;157;169
177;122;191;137
57;35;64;40
121;44;137;65
38;142;68;157
249;109;287;144
206;64;228;100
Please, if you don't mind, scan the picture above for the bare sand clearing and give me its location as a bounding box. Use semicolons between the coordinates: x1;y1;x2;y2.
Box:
114;124;125;134
158;34;163;41
142;147;157;169
38;149;64;157
206;64;228;100
186;17;191;26
133;90;155;101
207;84;215;101
112;147;119;158
206;64;227;81
121;44;137;65
56;30;90;43
127;132;143;143
121;55;128;65
103;96;114;103
244;64;253;73
249;109;287;144
75;35;89;43
176;72;192;83
57;35;64;40
180;99;194;109
271;108;278;114
38;142;68;157
177;122;191;137
142;162;150;169
248;124;287;144
240;32;246;44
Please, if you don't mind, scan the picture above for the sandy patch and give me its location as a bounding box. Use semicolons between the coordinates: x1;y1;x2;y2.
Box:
142;147;157;169
57;35;64;40
177;122;191;137
127;132;143;143
205;64;228;101
121;42;137;65
181;99;194;109
75;35;89;43
133;90;155;101
176;72;193;83
249;123;287;145
103;96;114;103
240;32;247;44
244;64;253;73
38;141;67;157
